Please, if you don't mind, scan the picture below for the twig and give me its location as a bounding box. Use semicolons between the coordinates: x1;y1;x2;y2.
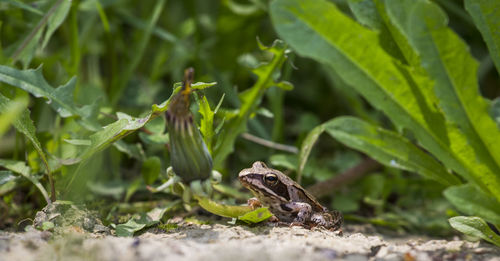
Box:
306;158;381;198
241;133;299;154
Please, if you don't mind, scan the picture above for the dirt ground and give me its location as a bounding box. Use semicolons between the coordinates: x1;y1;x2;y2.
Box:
1;220;499;261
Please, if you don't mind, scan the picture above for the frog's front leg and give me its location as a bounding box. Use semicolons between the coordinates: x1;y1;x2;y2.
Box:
282;202;312;223
247;197;262;209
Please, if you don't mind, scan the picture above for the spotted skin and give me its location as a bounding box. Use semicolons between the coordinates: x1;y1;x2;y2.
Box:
239;161;342;231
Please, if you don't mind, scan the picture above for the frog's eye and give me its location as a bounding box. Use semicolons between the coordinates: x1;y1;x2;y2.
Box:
264;173;278;185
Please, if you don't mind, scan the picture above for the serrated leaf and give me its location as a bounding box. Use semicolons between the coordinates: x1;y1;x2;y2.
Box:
444;184;500;225
76;96;174;162
323;117;461;186
64;93;177;192
0;65;99;130
449;216;500;246
465;0;500;74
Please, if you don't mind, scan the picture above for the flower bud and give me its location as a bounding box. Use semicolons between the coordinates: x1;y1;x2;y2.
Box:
166;68;213;182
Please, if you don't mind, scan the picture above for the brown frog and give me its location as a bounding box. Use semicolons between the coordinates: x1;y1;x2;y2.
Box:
239;161;342;231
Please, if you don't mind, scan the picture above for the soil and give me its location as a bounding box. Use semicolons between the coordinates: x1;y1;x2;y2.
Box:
1;220;499;261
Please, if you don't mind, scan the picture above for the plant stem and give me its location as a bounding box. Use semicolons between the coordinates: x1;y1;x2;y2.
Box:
241;133;298;153
11;0;65;62
306;158;381;198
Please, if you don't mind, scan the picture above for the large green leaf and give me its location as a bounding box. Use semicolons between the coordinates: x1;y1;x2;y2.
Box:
385;0;500;196
449;216;500;246
324;117;460;186
270;0;500;201
0;65;99;130
465;0;500;75
444;184;500;225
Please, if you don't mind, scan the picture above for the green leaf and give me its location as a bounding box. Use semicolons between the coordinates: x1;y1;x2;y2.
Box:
42;0;71;48
115;200;180;237
0;159;50;204
297;124;325;184
199;95;215;153
385;0;500;199
238;207;273;224
0;65;99;130
196;196;254;218
323;117;461;186
0;171;16;186
270;0;500;201
3;0;44;15
141;156;161;185
449;216;500;246
491;97;500;128
64;95;176;192
465;0;500;74
191;82;217;90
0;93;54;202
444;184;500;225
347;0;383;29
269;154;298;171
0;94;28;137
41;221;55;231
213;40;292;166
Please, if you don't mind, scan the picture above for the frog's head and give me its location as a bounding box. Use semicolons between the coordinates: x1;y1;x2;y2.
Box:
238;161;290;201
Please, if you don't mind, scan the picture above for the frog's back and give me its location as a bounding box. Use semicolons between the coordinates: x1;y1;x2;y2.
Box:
288;183;327;213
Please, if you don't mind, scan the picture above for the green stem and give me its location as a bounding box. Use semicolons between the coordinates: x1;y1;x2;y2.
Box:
11;0;64;62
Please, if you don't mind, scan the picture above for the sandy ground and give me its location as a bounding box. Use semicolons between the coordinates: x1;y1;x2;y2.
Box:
1;221;499;261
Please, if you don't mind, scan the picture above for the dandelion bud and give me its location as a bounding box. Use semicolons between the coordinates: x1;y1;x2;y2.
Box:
166;68;213;182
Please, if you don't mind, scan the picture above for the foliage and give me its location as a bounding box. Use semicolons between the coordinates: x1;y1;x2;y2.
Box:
0;0;499;245
270;0;500;245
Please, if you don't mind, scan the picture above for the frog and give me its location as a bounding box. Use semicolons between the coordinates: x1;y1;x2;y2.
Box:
238;161;342;231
